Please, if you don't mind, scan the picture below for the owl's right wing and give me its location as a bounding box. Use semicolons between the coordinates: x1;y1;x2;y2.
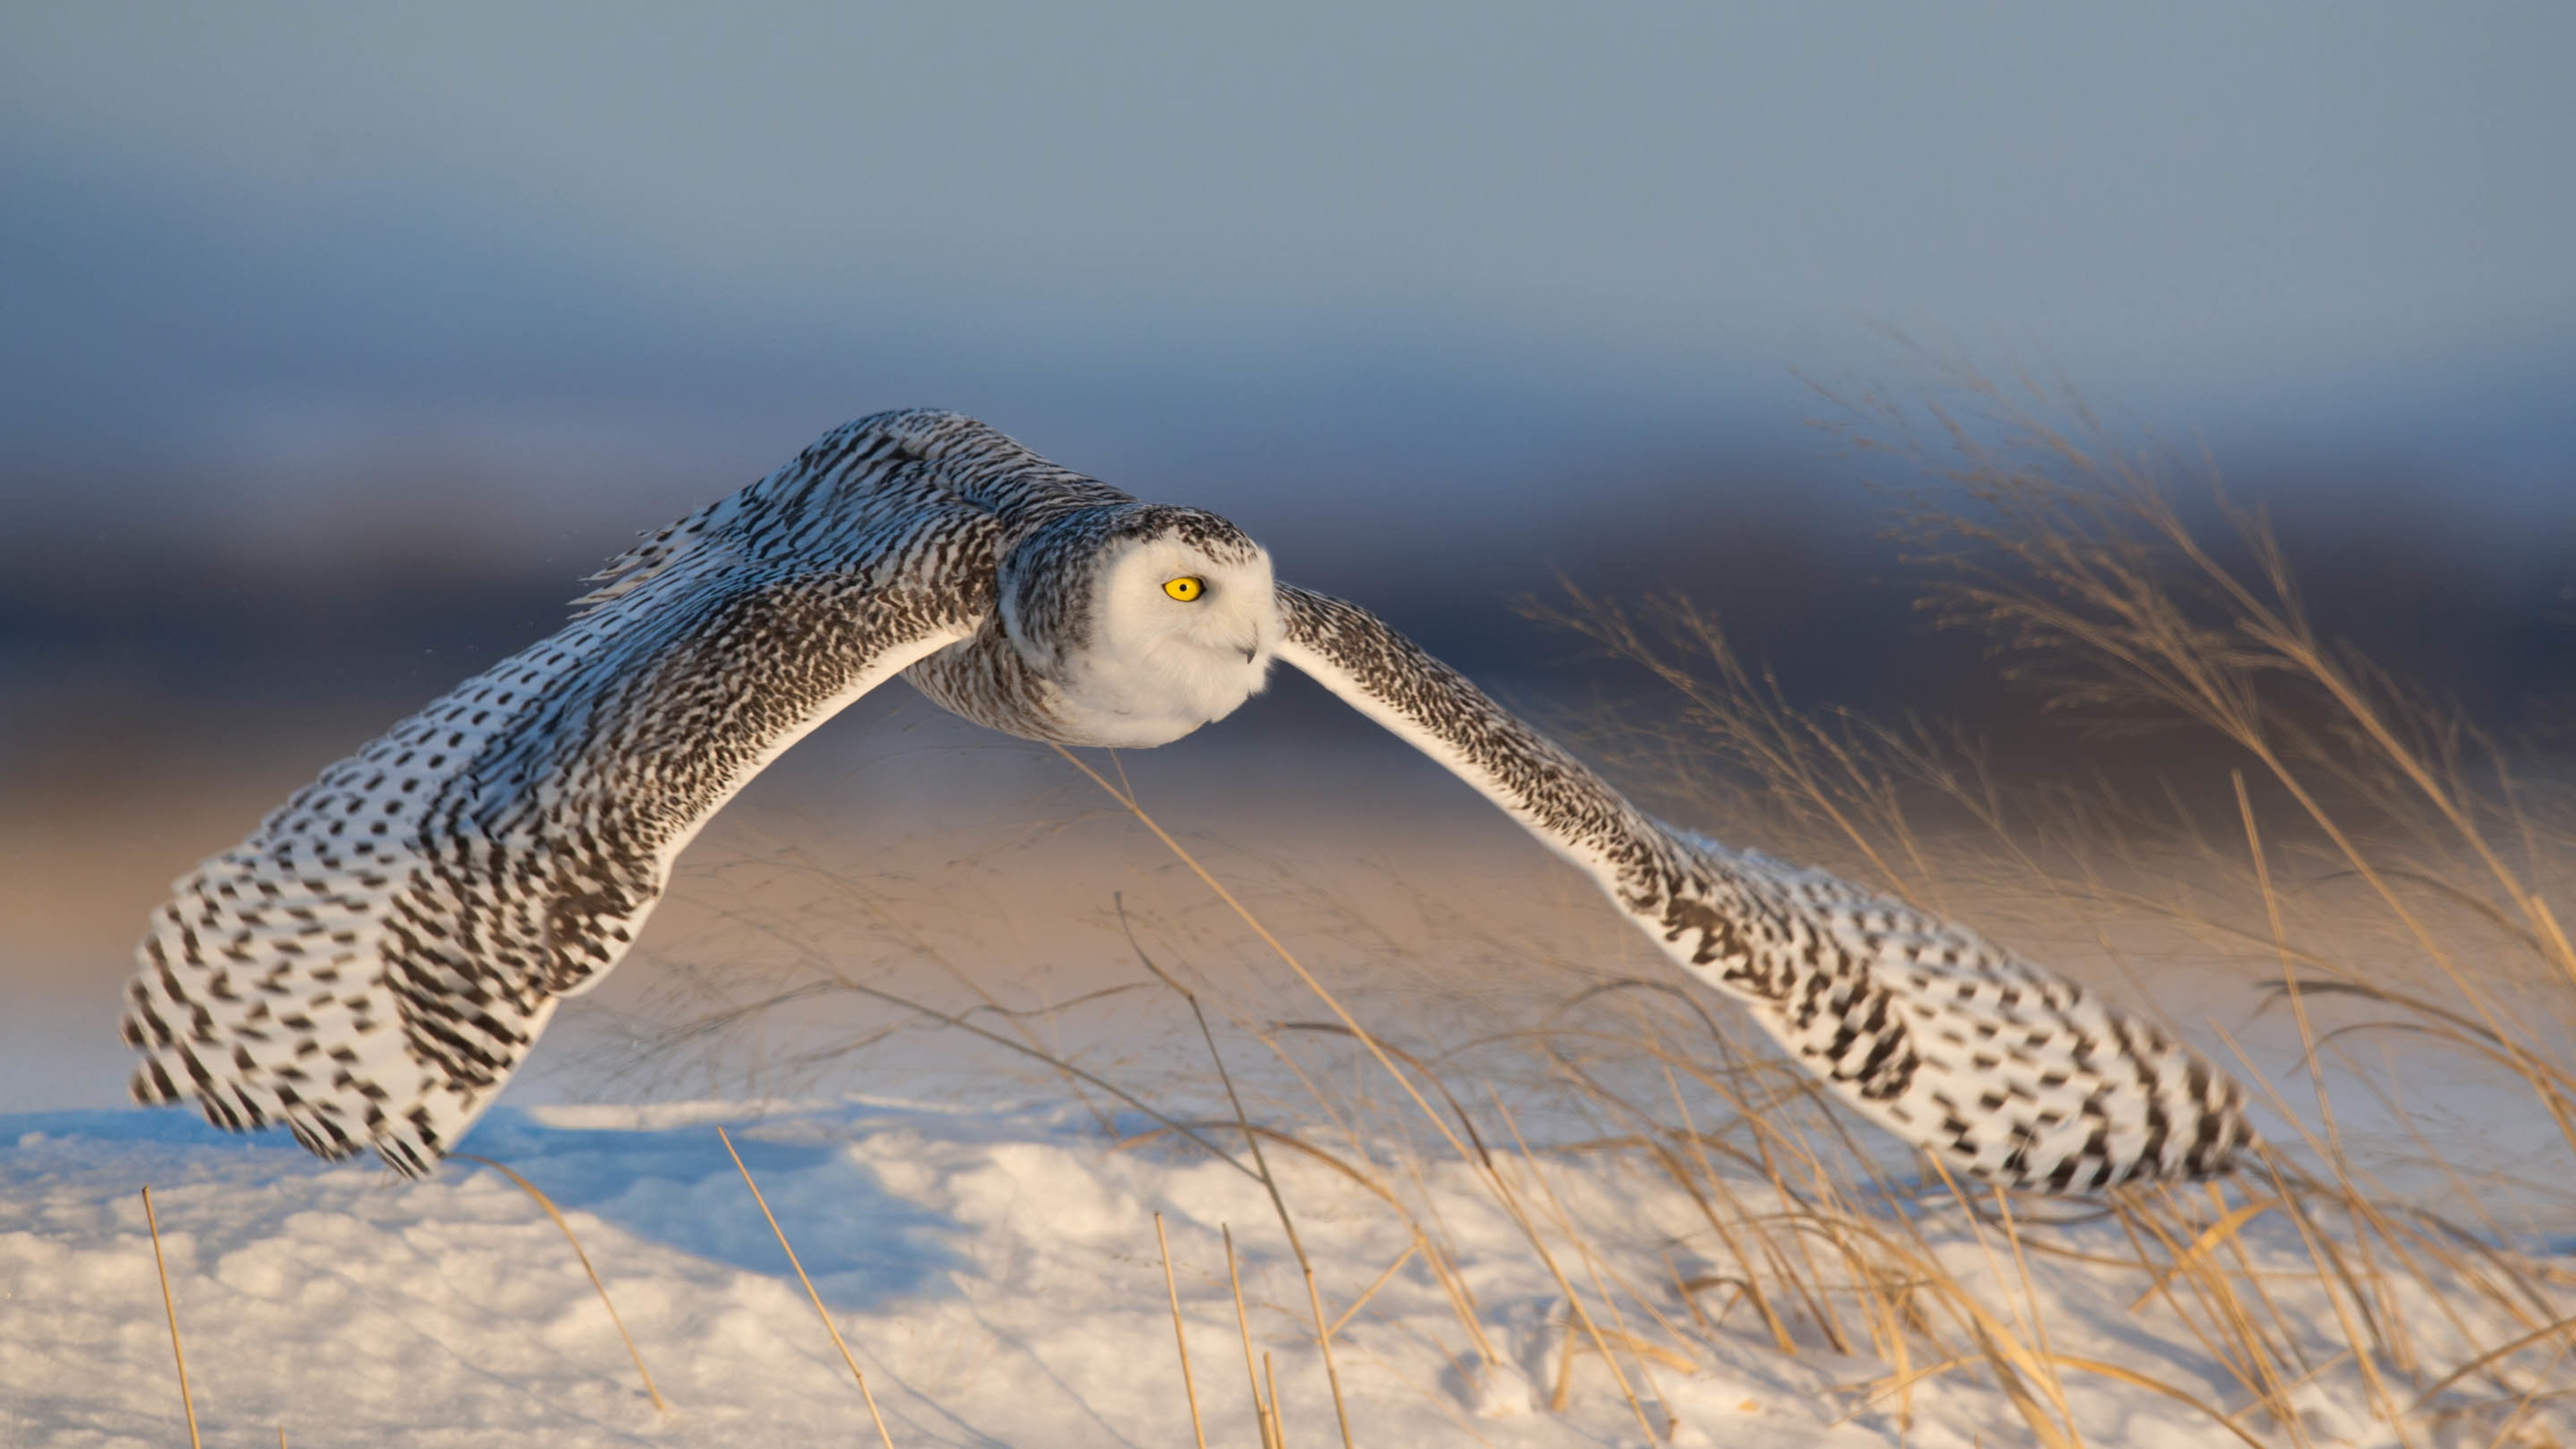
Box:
123;454;1003;1177
576;408;1130;614
1275;584;2252;1193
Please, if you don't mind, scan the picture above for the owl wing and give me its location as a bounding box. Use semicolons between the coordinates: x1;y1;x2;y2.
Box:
123;479;1002;1176
1275;584;2252;1192
573;406;1129;612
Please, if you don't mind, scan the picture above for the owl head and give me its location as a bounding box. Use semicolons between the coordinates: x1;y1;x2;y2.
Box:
999;503;1281;747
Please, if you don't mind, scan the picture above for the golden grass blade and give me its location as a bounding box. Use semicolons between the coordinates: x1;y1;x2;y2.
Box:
1489;1093;1674;1439
2530;897;2576;996
2123;1196;2278;1314
1296;1262;1355;1449
1548;1317;1579;1413
1479;1094;1662;1442
2479;1333;2575;1449
2236;770;2351;1171
1990;1187;2074;1422
1113;1123;1404;1212
1119;900;1356;1449
2407;1308;2576;1412
1413;1235;1504;1377
1915;1157;2078;1447
817;976;1256;1177
140;1187;202;1449
2047;1355;2269;1449
2200;1180;2312;1382
1052;746;1481;1171
1265;1351;1286;1447
717;1125;897;1448
2217;1036;2413;1434
456;1154;667;1413
1069;742;1672;1436
1155;1214;1211;1449
1660;1067;1799;1355
1226;1227;1277;1449
1974;1332;2080;1449
2139;1186;2299;1431
1837;1351;1979;1424
1567;1330;1698;1375
1327;1237;1419;1339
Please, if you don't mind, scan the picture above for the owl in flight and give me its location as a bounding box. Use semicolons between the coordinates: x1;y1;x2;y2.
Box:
122;410;2250;1190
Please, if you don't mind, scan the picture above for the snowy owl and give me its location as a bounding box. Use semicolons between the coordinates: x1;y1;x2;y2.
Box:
121;409;2252;1189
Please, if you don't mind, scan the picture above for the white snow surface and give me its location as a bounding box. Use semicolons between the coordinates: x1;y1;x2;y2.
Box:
2;1099;2566;1447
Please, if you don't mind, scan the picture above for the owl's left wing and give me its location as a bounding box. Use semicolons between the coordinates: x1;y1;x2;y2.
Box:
1275;584;2252;1193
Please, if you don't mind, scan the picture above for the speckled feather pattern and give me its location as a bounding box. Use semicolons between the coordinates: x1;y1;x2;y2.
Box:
1275;587;2251;1190
126;410;2250;1189
128;412;1033;1171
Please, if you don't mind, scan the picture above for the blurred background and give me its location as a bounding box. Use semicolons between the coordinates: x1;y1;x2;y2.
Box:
5;2;2571;1110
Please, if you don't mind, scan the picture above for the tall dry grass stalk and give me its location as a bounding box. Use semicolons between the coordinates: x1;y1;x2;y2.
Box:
718;1124;899;1448
1522;360;2572;1437
1110;886;1357;1448
1059;743;1667;1445
456;1154;668;1414
1226;1225;1280;1449
1154;1212;1212;1449
140;1186;203;1449
642;361;2571;1442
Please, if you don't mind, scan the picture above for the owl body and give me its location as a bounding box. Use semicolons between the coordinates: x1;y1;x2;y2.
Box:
125;409;2251;1187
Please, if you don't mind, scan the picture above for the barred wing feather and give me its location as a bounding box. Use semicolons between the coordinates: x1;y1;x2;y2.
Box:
123;494;995;1175
1275;584;2251;1191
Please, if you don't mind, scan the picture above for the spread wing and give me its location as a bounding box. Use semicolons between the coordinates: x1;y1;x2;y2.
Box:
122;415;1008;1175
1275;584;2253;1193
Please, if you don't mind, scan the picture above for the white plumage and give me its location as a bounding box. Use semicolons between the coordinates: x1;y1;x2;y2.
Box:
122;409;2251;1188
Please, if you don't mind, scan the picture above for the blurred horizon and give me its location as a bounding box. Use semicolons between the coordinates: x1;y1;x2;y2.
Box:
6;3;2571;690
5;2;2572;1106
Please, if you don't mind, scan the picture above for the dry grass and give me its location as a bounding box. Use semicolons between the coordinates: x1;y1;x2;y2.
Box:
719;1123;900;1448
456;1153;669;1414
606;364;2574;1444
141;1186;203;1449
107;382;2571;1441
1154;1212;1213;1449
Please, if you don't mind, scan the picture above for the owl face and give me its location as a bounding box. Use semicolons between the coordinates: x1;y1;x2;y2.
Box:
1037;508;1281;747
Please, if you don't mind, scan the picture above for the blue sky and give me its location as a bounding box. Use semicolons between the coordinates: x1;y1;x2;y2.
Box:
2;1;2570;534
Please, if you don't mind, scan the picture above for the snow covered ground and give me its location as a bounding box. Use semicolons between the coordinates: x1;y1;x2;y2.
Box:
10;725;2574;1445
6;1091;2568;1448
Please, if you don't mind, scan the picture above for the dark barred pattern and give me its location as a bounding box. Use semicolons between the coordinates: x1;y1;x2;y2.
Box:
124;410;1131;1173
1276;586;2253;1192
124;408;2251;1190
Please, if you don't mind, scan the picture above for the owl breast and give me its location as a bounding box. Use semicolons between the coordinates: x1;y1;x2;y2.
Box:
902;622;1269;747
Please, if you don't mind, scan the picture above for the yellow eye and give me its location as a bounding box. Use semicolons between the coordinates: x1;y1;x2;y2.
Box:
1162;576;1205;602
